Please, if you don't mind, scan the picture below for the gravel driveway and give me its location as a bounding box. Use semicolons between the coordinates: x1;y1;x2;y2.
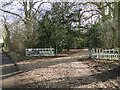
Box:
10;50;120;88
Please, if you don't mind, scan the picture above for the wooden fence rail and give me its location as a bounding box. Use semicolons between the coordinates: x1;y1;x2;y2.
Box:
90;48;120;60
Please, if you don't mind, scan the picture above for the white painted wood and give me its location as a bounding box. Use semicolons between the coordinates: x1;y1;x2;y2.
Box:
25;48;55;56
91;48;120;60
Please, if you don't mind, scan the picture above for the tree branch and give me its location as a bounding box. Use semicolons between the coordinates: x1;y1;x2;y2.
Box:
83;13;100;21
0;8;26;23
33;2;52;16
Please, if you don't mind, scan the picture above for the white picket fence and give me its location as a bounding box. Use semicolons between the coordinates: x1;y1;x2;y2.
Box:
90;48;120;60
25;48;55;56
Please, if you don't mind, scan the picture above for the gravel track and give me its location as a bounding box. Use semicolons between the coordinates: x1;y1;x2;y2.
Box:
1;49;120;88
13;50;120;88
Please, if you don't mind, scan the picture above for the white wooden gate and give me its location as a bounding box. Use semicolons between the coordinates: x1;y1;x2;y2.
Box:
25;48;55;56
90;48;120;60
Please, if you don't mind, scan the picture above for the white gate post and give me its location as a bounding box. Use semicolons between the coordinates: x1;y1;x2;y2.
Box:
97;48;98;59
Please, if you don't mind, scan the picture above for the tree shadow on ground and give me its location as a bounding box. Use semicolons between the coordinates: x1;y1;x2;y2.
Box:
15;65;120;88
18;57;89;72
17;56;68;62
1;71;22;80
1;51;22;80
2;52;15;65
1;50;89;81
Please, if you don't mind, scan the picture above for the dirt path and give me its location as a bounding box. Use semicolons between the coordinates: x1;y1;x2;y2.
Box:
13;50;119;88
1;49;120;88
0;48;21;88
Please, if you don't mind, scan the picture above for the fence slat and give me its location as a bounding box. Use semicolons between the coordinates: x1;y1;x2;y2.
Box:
91;48;120;60
25;48;55;56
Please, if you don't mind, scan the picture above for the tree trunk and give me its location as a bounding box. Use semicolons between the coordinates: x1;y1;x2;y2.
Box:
118;2;120;48
4;24;10;51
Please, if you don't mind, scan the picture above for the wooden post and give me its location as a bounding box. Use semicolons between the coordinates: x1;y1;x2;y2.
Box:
118;48;120;60
25;49;27;56
109;49;110;60
98;49;100;59
99;49;101;59
103;49;105;59
101;49;102;59
97;48;98;59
